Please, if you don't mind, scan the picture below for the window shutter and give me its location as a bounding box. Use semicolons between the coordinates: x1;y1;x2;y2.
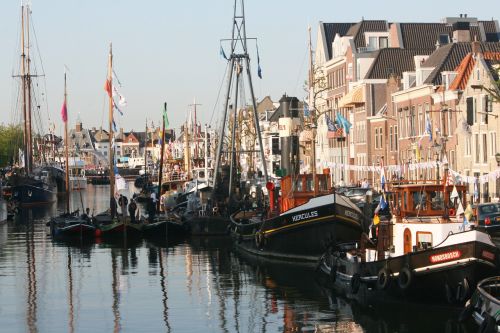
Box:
466;97;474;126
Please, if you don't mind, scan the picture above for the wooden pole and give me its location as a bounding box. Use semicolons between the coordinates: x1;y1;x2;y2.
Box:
108;43;115;204
64;72;70;213
157;103;166;212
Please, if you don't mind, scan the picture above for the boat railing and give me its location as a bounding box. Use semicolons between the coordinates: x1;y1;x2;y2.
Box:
476;276;500;306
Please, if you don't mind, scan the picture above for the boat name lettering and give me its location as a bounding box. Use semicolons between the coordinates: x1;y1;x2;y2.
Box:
292;211;318;222
429;250;462;264
481;250;495;261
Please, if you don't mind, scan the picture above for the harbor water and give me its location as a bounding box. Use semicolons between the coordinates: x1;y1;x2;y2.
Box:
0;184;487;333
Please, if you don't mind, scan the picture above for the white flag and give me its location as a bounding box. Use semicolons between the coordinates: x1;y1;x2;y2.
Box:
456;201;465;218
450;186;459;199
115;174;128;192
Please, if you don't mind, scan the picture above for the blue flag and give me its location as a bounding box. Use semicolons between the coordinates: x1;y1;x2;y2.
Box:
303;103;310;117
257;45;262;79
336;112;352;134
425;113;432;142
220;45;228;60
325;114;336;132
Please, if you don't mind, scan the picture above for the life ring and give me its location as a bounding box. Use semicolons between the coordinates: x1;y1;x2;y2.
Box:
457;278;470;303
397;266;413;290
478;313;496;333
376;267;391;290
351;273;361;294
449;208;455;216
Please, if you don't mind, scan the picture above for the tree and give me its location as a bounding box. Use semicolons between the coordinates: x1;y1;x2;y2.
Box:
0;124;23;167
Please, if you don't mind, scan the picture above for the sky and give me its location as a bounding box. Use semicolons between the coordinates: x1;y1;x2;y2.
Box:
0;0;498;137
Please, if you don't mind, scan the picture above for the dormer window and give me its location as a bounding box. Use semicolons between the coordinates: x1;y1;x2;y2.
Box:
379;37;388;49
439;34;450;45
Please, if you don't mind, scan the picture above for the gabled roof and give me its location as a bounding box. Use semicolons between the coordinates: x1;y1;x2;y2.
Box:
398;21;497;49
365;48;434;79
322;22;356;59
346;20;388;49
423;42;500;85
480;20;500;42
450;51;500;90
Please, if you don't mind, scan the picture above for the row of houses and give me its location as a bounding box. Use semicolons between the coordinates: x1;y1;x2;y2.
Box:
307;15;500;202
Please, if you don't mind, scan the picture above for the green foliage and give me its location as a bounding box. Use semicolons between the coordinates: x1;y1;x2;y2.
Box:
0;124;23;167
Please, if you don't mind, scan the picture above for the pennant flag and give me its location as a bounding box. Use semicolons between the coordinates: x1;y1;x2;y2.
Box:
373;214;380;225
425;113;432;142
163;103;169;128
104;79;112;98
380;162;386;192
456;201;465;218
379;194;388;210
220;45;228;60
61;99;68;123
257;44;262;79
112;119;117;132
303;103;310;117
473;179;479;202
450;185;459;199
113;100;123;116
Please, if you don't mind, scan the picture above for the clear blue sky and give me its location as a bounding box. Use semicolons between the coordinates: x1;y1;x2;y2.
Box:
0;0;497;136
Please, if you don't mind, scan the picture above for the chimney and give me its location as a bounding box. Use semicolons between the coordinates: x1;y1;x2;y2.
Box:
472;37;481;56
452;21;471;42
75;121;82;132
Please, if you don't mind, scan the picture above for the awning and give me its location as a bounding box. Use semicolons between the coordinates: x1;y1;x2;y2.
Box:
338;85;364;108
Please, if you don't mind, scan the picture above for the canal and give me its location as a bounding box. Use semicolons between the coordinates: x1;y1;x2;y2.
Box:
0;184;483;332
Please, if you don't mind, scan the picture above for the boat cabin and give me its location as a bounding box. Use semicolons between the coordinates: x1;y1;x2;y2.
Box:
362;182;470;260
279;173;331;212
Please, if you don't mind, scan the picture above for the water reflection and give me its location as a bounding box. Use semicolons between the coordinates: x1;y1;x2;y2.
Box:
0;184;480;332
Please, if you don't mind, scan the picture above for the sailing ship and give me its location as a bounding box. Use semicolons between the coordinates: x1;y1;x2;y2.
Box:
317;179;499;304
49;72;95;241
143;103;188;240
7;5;58;208
93;43;143;240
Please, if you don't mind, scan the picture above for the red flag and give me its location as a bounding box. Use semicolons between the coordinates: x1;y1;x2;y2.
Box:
104;79;112;98
61;99;67;123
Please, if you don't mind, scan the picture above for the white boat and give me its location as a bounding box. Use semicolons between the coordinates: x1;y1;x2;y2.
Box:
69;160;87;190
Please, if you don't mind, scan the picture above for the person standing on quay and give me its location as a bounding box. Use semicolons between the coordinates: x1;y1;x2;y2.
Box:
128;199;137;223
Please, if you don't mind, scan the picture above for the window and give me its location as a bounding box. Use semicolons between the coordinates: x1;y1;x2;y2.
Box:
416;232;433;250
378;127;383;149
475;133;480;164
410;106;416;137
466;97;474;125
483;133;488;164
491;132;497;157
368;36;377;49
271;137;280;155
394;126;398;151
375;128;379;149
379;37;389;49
439;34;450;45
389;126;393;152
418;105;423;136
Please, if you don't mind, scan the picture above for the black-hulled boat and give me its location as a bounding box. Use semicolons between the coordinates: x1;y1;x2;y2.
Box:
143;215;188;240
50;211;96;241
8;168;57;207
460;276;500;329
231;173;364;263
317;182;500;304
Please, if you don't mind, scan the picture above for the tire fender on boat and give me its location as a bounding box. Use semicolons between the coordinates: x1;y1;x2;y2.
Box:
329;263;337;283
376;267;391;290
457;302;474;323
351;273;361;294
397;266;413;290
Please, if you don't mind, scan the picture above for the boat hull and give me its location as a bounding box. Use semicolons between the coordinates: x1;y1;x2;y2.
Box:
185;215;230;236
11;183;57;206
232;195;363;262
50;218;96;241
143;217;188;239
318;231;500;304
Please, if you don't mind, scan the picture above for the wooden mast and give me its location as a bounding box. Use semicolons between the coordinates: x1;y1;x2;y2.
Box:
144;119;148;183
26;5;33;172
157;103;166;211
108;43;115;202
308;25;318;196
20;6;29;171
64;72;70;213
